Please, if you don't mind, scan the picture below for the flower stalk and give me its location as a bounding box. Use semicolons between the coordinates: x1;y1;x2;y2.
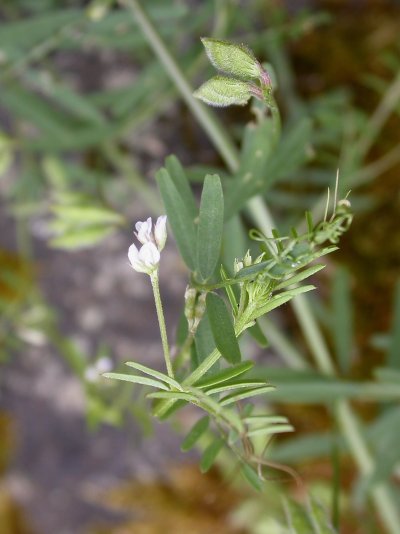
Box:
150;270;174;379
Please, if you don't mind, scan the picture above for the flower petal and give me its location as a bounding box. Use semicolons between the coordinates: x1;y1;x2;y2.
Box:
128;243;139;265
135;217;153;245
154;215;167;251
139;242;160;269
128;243;148;273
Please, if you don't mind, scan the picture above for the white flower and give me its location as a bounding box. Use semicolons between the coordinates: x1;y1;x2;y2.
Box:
129;215;167;275
134;215;167;251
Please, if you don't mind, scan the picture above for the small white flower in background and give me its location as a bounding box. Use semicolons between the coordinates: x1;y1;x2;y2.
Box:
84;356;113;383
129;215;167;275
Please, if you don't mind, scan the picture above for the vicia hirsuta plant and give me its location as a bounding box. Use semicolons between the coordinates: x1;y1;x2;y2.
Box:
104;39;352;489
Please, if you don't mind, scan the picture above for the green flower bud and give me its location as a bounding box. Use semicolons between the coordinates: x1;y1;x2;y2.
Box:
201;38;261;81
184;286;197;324
194;76;252;108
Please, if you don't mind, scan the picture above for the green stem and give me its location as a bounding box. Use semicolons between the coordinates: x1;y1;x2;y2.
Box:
154;306;253;417
150;271;174;379
291;294;336;376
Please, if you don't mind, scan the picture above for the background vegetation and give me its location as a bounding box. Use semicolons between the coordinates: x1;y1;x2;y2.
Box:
0;1;399;533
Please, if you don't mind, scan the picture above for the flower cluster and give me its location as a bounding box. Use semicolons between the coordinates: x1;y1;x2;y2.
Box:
128;215;167;275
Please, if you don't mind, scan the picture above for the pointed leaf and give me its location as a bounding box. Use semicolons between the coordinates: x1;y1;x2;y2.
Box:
156;167;197;270
197;174;224;281
125;361;183;390
251;286;315;320
241;464;263;491
220;385;275;406
201;38;261;80
181;416;210;452
103;372;169;390
243;415;289;425
207;292;241;364
274;264;325;290
194;76;251;107
247;424;294;437
247;321;269;347
195;361;253;388
165;155;197;218
200;437;224;473
147;391;197;402
204;379;267;395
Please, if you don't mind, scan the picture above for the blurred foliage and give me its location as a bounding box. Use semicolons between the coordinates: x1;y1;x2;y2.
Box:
0;0;400;533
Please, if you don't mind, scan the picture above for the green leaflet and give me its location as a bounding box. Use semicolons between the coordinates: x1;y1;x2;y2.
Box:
200;437;224;473
201;38;261;80
103;372;169;391
180;416;209;452
196;174;224;281
204;379;267;395
246;424;294;437
206;292;242;364
194;311;220;376
165;155;198;217
156;167;197;270
124;361;183;391
274;264;325;290
220;385;275;406
195;361;253;388
241;464;263;491
194;76;252;108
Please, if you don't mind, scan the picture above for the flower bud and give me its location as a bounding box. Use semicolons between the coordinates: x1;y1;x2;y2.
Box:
234;259;244;274
184;286;197;325
243;250;252;267
192;292;207;331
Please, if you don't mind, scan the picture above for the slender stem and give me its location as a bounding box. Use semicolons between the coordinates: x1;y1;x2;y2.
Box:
150;271;174;379
154;305;254;417
291;294;336;376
